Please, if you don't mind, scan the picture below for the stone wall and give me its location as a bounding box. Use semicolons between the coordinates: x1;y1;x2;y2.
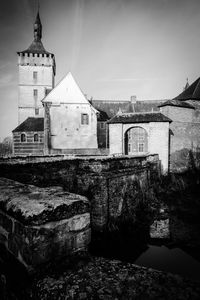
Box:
13;131;44;156
0;155;160;232
18;52;55;124
0;178;90;272
160;106;200;171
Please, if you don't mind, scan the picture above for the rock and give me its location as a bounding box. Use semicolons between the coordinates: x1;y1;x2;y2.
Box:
0;177;91;271
150;218;170;239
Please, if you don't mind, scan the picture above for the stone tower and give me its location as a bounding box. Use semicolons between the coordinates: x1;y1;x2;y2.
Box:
17;12;56;124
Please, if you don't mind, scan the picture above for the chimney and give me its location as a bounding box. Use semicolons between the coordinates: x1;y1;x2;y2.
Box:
130;95;137;103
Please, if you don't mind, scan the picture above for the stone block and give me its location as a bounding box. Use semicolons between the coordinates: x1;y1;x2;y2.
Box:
0;178;91;271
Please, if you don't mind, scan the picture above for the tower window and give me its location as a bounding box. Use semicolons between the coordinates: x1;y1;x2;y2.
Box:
20;133;26;143
33;71;37;80
33;89;38;97
35;108;39;115
81;113;89;125
34;133;39;142
100;122;105;129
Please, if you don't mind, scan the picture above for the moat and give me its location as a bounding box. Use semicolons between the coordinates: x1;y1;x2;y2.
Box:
1;163;200;299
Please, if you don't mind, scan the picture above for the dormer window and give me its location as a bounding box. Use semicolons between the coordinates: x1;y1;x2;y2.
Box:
81;113;89;125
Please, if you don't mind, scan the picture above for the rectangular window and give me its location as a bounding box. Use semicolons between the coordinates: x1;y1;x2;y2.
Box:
81;113;89;125
139;143;144;152
33;89;38;97
100;122;105;129
35;108;39;115
33;71;37;80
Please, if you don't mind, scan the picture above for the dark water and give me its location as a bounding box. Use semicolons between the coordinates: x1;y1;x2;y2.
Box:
90;233;200;281
135;244;200;281
90;212;200;281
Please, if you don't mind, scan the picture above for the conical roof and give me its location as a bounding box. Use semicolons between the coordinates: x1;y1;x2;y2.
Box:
174;77;200;101
18;11;54;56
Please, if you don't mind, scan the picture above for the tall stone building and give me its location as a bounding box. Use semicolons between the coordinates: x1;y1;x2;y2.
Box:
17;12;56;124
12;11;55;155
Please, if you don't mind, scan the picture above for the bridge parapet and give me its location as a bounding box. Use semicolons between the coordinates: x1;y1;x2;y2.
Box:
0;178;90;272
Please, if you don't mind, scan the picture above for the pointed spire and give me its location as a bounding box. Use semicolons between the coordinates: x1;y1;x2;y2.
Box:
183;78;189;91
34;11;42;41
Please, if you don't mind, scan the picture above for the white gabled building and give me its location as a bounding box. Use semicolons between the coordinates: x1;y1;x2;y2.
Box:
42;72;98;153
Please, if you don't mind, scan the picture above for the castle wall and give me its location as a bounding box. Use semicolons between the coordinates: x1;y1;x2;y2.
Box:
18;54;55;124
160;105;200;171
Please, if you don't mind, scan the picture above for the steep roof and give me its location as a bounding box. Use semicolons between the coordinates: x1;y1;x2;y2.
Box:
19;40;52;55
108;112;171;124
174;77;200;101
17;12;54;56
91;99;134;118
134;100;165;112
12;118;44;132
43;72;96;109
159;99;194;109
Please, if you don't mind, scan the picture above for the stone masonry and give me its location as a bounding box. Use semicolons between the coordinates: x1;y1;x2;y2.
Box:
0;155;160;232
0;178;90;272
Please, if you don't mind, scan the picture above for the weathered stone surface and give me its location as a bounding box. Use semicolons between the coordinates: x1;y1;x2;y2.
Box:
0;177;89;225
29;256;200;300
0;155;160;231
0;178;91;271
150;219;170;239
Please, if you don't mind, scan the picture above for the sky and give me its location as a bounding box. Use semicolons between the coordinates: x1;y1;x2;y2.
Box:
0;0;200;139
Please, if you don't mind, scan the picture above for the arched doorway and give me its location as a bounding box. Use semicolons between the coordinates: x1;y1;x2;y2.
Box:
125;127;148;155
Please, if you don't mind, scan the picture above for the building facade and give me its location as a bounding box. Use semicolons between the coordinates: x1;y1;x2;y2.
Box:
108;112;171;172
12;118;44;155
17;12;55;124
43;72;98;154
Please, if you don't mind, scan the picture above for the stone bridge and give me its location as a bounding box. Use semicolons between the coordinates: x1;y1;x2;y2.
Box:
0;154;160;231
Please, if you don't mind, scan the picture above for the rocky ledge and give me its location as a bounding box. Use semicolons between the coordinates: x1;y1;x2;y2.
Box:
0;178;91;271
28;256;200;300
0;177;89;225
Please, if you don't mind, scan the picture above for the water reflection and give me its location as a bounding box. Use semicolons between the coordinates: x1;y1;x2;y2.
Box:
135;245;200;281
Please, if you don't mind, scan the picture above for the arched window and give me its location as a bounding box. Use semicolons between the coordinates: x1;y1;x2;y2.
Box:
125;127;148;155
34;133;39;142
20;133;26;143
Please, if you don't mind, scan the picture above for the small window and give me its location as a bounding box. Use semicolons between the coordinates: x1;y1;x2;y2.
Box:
21;133;26;143
139;143;144;152
33;71;37;80
81;113;89;125
34;133;39;142
100;122;105;129
35;108;39;115
33;89;38;97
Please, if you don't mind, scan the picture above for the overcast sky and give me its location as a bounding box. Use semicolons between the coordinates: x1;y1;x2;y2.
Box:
0;0;200;139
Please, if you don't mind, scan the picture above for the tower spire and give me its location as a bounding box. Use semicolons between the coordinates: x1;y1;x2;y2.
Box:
34;8;42;41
